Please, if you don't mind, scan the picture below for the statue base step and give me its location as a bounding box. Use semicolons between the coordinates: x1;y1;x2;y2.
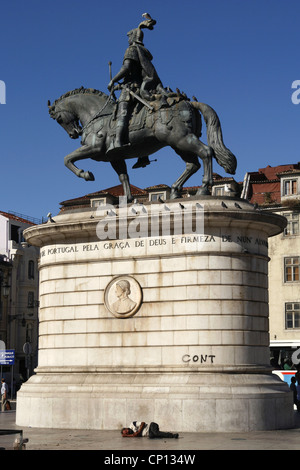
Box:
16;367;294;431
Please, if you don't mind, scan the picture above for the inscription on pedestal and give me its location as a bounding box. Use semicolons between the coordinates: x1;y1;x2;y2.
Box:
40;233;268;262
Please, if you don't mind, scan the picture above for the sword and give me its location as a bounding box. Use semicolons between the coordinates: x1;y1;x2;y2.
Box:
125;86;154;111
113;82;154;111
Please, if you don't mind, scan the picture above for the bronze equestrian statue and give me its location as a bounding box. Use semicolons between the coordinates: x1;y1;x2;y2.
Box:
48;13;237;202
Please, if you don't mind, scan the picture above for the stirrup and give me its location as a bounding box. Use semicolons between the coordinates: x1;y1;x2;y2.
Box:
132;157;150;169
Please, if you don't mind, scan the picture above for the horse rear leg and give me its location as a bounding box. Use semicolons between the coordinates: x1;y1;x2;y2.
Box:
172;134;214;196
110;160;133;202
170;150;200;199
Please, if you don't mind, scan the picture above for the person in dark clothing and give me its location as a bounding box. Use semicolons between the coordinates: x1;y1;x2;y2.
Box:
290;376;299;410
121;421;179;439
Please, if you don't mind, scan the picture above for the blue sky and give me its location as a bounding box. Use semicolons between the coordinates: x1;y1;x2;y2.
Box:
1;0;300;220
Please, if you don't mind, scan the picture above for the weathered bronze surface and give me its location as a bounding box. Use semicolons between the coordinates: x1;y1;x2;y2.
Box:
48;14;236;201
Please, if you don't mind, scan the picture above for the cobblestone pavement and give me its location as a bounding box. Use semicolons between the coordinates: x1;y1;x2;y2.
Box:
1;407;300;451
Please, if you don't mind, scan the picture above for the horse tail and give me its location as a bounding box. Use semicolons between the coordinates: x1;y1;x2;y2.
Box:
191;101;237;175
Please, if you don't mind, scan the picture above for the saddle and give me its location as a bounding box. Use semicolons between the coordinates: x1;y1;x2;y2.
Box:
104;91;190;161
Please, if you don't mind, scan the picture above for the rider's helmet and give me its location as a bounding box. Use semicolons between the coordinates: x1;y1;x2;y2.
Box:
127;16;156;46
127;27;144;45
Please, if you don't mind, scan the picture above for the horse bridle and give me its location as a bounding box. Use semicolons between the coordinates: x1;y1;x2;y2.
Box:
80;90;115;133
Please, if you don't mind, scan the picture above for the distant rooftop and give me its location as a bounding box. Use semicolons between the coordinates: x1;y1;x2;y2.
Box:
59;176;241;213
243;162;300;206
0;210;42;225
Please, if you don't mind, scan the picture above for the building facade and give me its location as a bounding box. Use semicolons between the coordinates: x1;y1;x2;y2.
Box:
0;211;40;387
242;163;300;368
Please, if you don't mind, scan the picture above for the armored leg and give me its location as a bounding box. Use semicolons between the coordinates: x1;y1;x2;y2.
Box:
114;101;129;149
106;101;131;156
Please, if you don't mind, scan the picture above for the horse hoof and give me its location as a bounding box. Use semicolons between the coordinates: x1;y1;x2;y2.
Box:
170;190;181;199
196;187;211;196
84;171;95;181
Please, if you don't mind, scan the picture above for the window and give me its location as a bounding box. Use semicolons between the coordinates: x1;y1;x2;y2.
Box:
28;260;34;280
150;192;165;202
27;291;34;308
285;303;300;329
284;257;300;282
283;179;298;196
284;212;299;236
90;198;106;208
26;323;33;343
10;224;20;243
214;186;225;196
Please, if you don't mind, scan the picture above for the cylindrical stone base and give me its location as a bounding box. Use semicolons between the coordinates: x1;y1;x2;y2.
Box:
16;196;294;431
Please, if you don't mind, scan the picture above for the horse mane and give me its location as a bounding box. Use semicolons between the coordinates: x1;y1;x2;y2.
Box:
52;86;109;106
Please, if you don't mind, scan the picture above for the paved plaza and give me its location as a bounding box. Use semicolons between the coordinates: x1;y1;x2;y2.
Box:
0;403;300;451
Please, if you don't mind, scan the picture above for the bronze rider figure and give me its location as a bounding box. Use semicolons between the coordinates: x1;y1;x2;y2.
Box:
107;13;168;168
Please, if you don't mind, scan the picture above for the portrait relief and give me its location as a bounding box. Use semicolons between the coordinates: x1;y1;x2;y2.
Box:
104;276;142;318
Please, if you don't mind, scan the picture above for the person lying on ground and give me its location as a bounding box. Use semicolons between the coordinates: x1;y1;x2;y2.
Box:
121;421;179;439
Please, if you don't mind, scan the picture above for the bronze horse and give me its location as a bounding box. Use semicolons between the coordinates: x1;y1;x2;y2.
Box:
48;87;236;201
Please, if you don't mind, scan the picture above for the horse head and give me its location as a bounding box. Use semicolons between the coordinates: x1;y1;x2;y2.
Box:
48;99;82;139
48;88;115;141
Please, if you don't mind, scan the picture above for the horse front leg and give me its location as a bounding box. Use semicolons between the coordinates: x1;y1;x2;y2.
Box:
64;144;102;181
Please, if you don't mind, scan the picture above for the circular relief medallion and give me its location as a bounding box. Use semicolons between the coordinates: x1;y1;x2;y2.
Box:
104;276;142;318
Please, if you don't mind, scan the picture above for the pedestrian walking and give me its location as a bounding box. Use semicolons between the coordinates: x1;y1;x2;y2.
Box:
1;379;8;412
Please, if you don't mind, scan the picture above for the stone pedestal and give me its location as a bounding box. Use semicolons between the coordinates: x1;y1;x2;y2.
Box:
16;196;294;431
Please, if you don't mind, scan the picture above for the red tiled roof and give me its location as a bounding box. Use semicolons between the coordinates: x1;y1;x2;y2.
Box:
0;211;35;225
258;164;300;180
60;184;147;206
101;184;147;197
248;163;300;205
145;184;171;190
